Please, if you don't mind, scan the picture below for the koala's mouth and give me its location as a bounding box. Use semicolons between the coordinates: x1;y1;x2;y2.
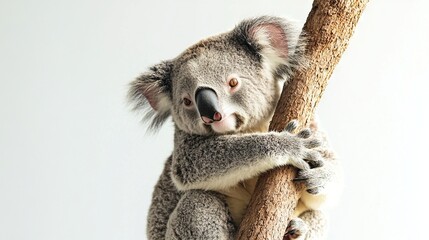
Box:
203;113;244;134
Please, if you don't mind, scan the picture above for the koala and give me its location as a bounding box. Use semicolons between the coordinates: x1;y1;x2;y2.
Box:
129;16;342;240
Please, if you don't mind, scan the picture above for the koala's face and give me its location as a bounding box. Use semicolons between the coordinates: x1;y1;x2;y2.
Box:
170;38;281;135
129;16;303;135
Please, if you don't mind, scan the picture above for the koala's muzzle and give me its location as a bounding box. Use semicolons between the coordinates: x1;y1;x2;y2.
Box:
195;88;222;124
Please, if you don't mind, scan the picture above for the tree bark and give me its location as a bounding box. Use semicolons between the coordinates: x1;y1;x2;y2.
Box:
236;0;369;239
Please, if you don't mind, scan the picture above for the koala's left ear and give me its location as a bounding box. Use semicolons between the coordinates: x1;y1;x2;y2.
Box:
231;16;305;78
128;61;173;130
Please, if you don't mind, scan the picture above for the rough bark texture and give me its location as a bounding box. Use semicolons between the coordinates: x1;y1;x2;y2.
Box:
236;0;369;239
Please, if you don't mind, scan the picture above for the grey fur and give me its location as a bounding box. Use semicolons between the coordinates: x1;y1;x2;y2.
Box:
171;126;321;190
147;157;182;239
166;190;235;240
295;161;334;194
130;16;340;240
285;211;327;240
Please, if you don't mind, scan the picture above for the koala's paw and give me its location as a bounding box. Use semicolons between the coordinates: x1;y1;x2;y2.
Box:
283;218;309;240
294;160;333;194
282;120;324;171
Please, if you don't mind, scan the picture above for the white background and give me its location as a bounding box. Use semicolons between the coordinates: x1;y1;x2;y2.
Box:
1;0;428;239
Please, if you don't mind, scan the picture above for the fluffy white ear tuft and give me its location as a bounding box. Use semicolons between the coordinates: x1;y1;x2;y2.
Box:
249;23;289;69
128;61;173;130
232;16;304;79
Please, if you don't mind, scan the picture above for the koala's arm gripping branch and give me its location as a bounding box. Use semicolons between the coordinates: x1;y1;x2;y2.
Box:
236;0;369;239
171;130;304;191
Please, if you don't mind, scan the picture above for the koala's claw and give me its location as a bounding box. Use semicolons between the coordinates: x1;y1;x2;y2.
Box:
284;218;308;240
284;120;321;148
294;165;332;195
283;120;324;171
284;121;313;140
304;151;324;168
306;188;322;194
285;120;299;133
297;128;311;139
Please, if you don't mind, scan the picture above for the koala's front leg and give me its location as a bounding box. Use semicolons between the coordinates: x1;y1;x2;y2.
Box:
171;122;322;191
165;190;236;240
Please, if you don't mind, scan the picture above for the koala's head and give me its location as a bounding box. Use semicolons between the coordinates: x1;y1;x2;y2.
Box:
129;16;305;135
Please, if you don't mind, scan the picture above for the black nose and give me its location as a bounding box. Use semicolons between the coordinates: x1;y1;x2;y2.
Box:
195;88;222;123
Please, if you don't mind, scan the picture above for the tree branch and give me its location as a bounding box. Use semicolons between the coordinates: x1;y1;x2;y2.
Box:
236;0;369;239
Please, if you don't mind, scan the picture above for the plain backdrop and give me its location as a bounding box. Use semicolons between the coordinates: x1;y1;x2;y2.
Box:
1;0;429;239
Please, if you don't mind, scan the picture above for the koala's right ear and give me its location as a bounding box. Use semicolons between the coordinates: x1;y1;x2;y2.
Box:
128;61;173;129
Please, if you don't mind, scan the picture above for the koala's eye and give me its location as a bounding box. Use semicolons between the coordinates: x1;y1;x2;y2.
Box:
229;78;239;88
183;97;192;106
